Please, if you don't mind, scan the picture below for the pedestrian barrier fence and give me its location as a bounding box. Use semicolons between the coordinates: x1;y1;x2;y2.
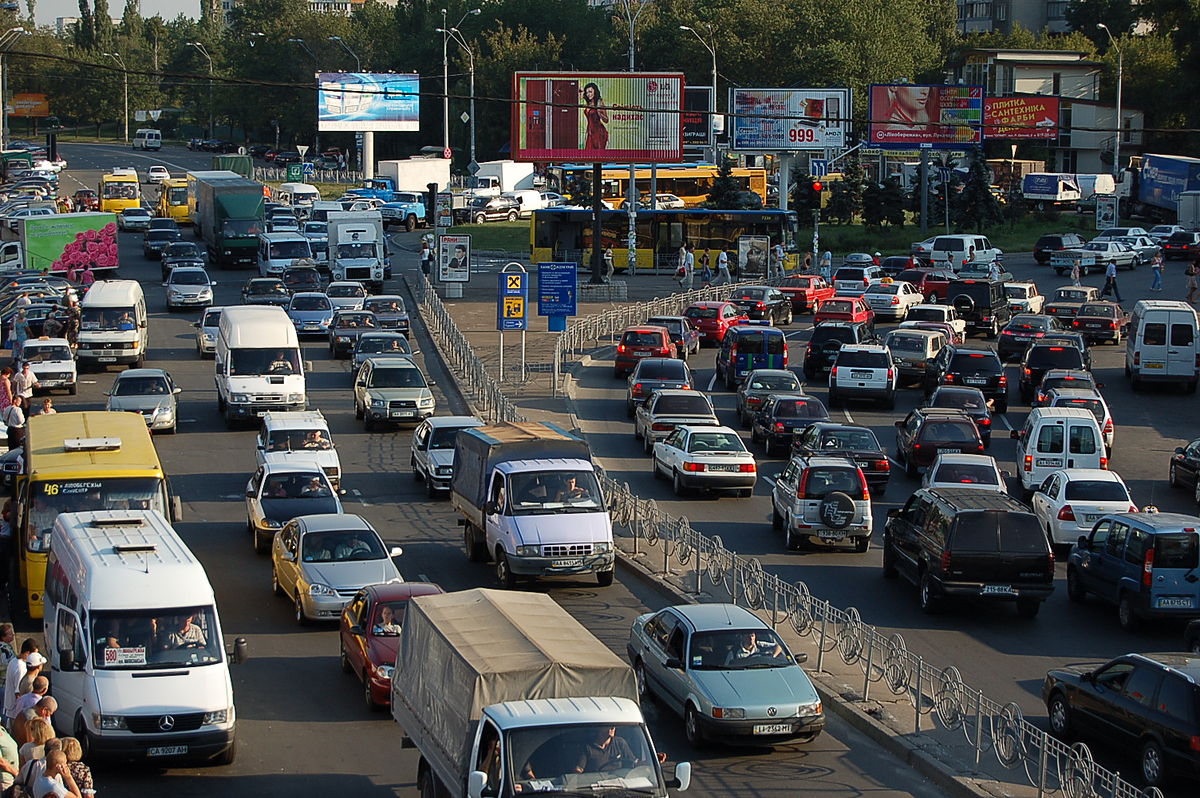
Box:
411;268;1164;798
254;167;365;186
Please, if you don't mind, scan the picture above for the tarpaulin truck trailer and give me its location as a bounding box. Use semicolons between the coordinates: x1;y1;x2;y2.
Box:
390;589;690;798
193;175;266;269
1128;153;1200;221
1022;173;1081;205
452;422;616;587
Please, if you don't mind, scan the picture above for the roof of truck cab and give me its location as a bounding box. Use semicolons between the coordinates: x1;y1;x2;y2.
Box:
488;696;644;730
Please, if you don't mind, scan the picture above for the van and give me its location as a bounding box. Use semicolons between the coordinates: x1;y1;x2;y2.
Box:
256;232;313;277
1125;299;1199;393
306;201;344;224
500;189;544;218
132;128;162;151
44;510;245;764
215;305;306;427
276;183;321;216
929;234;1002;269
716;324;787;388
1012;407;1106;492
77;280;149;370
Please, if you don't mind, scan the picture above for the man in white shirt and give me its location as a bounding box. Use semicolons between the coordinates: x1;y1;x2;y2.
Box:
1103;260;1124;302
11;675;47;722
715;249;731;286
33;750;82;798
3;640;37;726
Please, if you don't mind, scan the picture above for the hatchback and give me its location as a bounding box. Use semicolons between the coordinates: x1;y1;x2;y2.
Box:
924;347;1008;412
105;368;181;434
614;326;675;377
1032;469;1134;547
645;315;701;360
997;314;1063;361
626;357;692;416
287;292;334;335
340;581;444;708
813;296;874;326
735;368;803;425
832;265;884;295
749;394;829;456
684;301;746;344
926;386;992;445
894;408;985;476
1019;344;1087;402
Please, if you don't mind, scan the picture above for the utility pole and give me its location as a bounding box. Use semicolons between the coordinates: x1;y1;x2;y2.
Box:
438;26;476;168
186;41;214;139
617;0;649;281
1097;23;1124;180
440;8;480;161
103;52;129;143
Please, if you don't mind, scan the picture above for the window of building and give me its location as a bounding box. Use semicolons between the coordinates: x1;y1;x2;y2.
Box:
1122;117;1132;144
995;2;1007;20
1047;1;1067;20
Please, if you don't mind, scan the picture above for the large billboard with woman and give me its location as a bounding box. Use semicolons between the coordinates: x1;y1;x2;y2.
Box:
867;84;984;148
512;72;684;163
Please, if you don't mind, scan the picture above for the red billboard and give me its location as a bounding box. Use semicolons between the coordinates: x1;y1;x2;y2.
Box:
867;84;983;148
512;72;684;163
983;96;1059;140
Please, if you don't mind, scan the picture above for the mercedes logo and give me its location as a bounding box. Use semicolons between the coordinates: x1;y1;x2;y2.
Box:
766;707;777;717
157;715;175;732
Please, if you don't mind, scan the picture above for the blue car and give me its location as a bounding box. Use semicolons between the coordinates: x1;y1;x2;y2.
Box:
286;291;334;336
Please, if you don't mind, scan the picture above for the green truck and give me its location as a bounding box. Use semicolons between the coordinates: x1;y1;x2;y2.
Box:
0;212;118;275
211;154;253;179
192;175;265;269
0;150;33;181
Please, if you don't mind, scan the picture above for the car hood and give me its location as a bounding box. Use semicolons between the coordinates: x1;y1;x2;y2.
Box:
93;662;231;716
512;512;611;544
366;387;429;402
169;284;209;296
260;496;341;523
691;665;819;708
428;449;456;469
108;396;172;413
302;559;400;592
289;310;333;321
328;298;365;310
367;634;400;668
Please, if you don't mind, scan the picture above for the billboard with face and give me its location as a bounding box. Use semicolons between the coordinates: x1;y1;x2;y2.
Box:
867;85;984;148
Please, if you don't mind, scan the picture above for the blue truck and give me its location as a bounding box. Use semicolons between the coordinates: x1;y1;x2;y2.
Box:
1127;153;1200;222
347;178;428;231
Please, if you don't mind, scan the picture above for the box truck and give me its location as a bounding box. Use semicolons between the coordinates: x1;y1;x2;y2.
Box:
193;175;266;269
375;158;452;193
327;210;385;290
0;212;118;275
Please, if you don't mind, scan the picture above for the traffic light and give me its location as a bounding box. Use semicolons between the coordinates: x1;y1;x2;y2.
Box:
810;180;826;209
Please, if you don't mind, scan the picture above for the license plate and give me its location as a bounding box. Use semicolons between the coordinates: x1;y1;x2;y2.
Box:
255;411;268;417
147;745;188;757
964;377;986;385
942;448;961;454
982;585;1016;595
851;370;873;379
391;410;413;417
633;351;650;357
1036;458;1060;467
1085;323;1101;328
1157;597;1194;609
1081;513;1102;523
818;530;846;540
708;464;740;472
97;356;116;362
753;723;792;735
1145;362;1165;369
552;558;583;568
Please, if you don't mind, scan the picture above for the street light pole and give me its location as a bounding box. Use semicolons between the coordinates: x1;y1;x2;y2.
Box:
0;27;28;150
617;0;649;280
1098;23;1124;180
327;36;361;72
440;8;480;161
438;27;476;166
103;52;128;143
288;38;321;155
186;41;214;139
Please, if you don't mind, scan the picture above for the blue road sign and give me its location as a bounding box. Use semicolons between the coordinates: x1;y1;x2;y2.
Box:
497;271;528;331
537;262;578;317
810;158;828;177
302;161;316;176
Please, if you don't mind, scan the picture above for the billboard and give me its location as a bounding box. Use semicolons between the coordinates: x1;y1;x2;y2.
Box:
682;86;713;148
512;72;684;163
10;93;49;118
26;213;119;275
438;234;470;283
867;84;983;148
983;96;1059;140
730;88;851;151
317;73;419;132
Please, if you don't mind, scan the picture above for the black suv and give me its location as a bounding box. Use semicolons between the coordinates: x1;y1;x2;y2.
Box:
947;279;1011;338
923;346;1008;412
802;321;876;381
882;487;1055;617
1018;343;1087;402
1043;653;1200;787
1033;232;1086;265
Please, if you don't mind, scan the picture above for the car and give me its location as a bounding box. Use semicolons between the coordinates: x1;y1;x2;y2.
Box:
104;368;181;434
895;268;956;302
146;165;170;183
163;266;215;311
828;344;896;409
1038;332;1092;370
269;215;300;233
997;314;1064;360
883;487;1055;616
142;227;181;259
340;581;445;708
902;319;964;346
715;325;787;388
272;513;403;626
627;603;823;746
462;195;521;224
626;358;692;417
1162;230;1200;259
147;217;179;233
684;301;747;345
776;274;835;313
920;453;1007;493
1044;285;1101;319
633;389;719;454
161;241;208;280
957;262;1014;282
273;151;302;165
1032;469;1134;548
911;235;937;260
1097;225;1150;240
241;277;292;307
652;425;757;497
790;422;890;491
1069;300;1129;344
281;265;324;294
1169;437;1200;500
749;394;829;456
362;295;410;335
926;385;993;445
1019;344;1088;402
862;280;923;321
1033;232;1087;265
328;310;381;358
324;282;368;312
287;291;335;336
813;296;874;327
351;332;415;375
0;302;60;339
1042;652;1200;788
193;305;223;357
645;315;701;360
1066;511;1200;631
255;409;342;490
1148;224;1185;243
21;336;76;395
539;191;566;207
1004;282;1045;315
803;321;876;381
613;325;675;377
903;304;966;338
879;256;912;277
409;416;485;496
842;252;876;267
116;206;151;232
882;328;947;386
1032;369;1100;406
1114;235;1161;262
771;454;873;552
3;206;54;230
735;368;803;425
832;265;885;295
946;279;1011;338
247;462;345;554
354;358;435;430
727;286;792;325
1044;388;1116;455
923;346;1008;412
894;408;985;476
1062;240;1140;272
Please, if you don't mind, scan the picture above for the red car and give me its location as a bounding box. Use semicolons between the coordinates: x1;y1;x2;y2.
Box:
896;268;955;302
683;301;747;345
72;189;99;211
777;274;836;313
339;581;444;709
614;325;676;377
813;296;874;326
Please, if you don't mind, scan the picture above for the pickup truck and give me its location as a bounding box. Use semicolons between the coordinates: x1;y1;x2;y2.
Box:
633;389;719;454
378;191;429;231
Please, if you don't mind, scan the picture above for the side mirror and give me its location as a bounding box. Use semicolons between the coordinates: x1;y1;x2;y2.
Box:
171;495;183;523
389;546;403;557
792;651;808;664
172;387;182;395
664;657;684;670
59;649;76;671
894;420;904;428
886;508;900;519
228;637;249;664
668;762;692;792
1175;447;1185;456
1000;470;1011;479
191;321;199;328
1077;535;1090;550
245;489;255;498
485;501;500;515
467;771;487;798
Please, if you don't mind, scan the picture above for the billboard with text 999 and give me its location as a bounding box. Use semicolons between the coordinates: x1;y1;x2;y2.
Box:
512;72;684;163
730;88;850;151
867;84;983;148
317;73;420;132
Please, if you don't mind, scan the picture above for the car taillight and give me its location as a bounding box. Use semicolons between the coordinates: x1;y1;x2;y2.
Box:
830;366;838;378
886;368;894;381
940;549;952;572
998;374;1008;385
651;422;673;432
1129;505;1139;513
683;461;705;472
858;469;870;500
862;278;868;285
875;459;890;472
890;297;899;305
739;463;757;473
1108;321;1118;329
1100;456;1108;470
796;469;810;499
943;373;955;383
680;384;690;390
1057;505;1076;521
978;417;991;426
1190;735;1200;753
631;383;644;396
756;302;765;309
1103;419;1113;434
774;422;786;432
1143;547;1155;586
618;344;627;353
1024;454;1033;472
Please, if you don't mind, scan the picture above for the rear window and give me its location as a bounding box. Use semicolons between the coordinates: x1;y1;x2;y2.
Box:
907;307;945;322
1144;323;1166;346
1054;289;1091;302
818;428;880;450
685;306;717;320
1077;304;1115;318
1154;533;1199;569
933;237;965;252
1167;232;1198;244
918;419;979;443
1026;347;1084;369
820;300;853;314
886;335;926;353
1054;398;1104;420
1172;323;1194;347
655;395;712;415
634;360;687;380
1068;424;1098;454
1064;480;1128;502
734;332;785;355
933;463;998;485
803;467;861;497
734;289;768;300
948;353;1001;374
951;512;1045;552
811;327;855;345
647;319;684;335
1043;375;1094;393
1005;286;1030;299
746;374;799;391
772;399;828;419
623;331;665;347
833;268;865;280
836;350;888;368
931;390;986;411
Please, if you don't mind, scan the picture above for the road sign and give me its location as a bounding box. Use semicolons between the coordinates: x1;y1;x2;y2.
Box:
296;145;309;159
286;164;304;182
468;159;480;175
809;158;828;177
443;146;452;160
302;161;316;176
537;262;578;320
497;272;528;331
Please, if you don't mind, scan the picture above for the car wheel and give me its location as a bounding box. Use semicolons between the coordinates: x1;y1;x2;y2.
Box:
771;505;783;531
643;434;653;455
425;478;438;499
506;211;518;222
495;550;518;589
1016;599;1040;619
918;570;940;614
364;675;382;711
411;456;422;481
253;527;271;555
473;214;487;225
364;416;375;432
340;640;352;673
404;215;417;232
1066;566;1087;603
853;536;870;553
626;402;635;419
904;450;918;479
882;540;898;578
1117;592;1138;631
1140;738;1166;787
272;567;283;597
673;470;687;497
653;457;664;480
634;659;653;703
294;595;309;626
1170;463;1181;488
684;705;706;748
354;401;363;420
1047;692;1071;737
597;568;614;587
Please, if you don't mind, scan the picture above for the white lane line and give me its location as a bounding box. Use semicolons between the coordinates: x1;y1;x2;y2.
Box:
842;408;855;423
706;372;717;392
763;476;776;486
418;573;431;582
351;489;363;496
888;457;905;469
995;414;1013;431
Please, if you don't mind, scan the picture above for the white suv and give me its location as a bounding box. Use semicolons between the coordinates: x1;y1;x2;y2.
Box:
832;265;885;295
829;344;896;409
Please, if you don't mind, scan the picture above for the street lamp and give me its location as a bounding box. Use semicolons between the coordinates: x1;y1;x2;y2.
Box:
327;36;361;72
248;32;264;48
0;27;28;150
437;26;475;166
440;8;480;159
185;41;214;138
680;25;717;161
288;38;321;154
1097;23;1124;179
103;52;129;143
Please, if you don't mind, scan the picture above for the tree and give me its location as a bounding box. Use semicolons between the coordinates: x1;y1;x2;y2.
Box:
825;181;856;225
861;181;883;229
705;156;743;209
838;151;864;223
879;177;905;228
1065;0;1139;48
952;149;1002;233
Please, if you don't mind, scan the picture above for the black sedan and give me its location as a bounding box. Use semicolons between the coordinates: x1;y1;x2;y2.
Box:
1169;438;1200;498
273;151;303;165
925;386;993;446
142;228;181;259
241;277;292;307
996;314;1063;361
790;422;891;491
749;394;829;456
728;286;792;325
328;310;381;358
1018;343;1087;402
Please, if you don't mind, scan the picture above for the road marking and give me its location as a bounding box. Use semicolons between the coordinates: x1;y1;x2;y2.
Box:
842;408;855;423
995;414;1013;431
888;457;905;469
417;573;431;583
706;372;717;391
179;418;199;423
762;476;776;486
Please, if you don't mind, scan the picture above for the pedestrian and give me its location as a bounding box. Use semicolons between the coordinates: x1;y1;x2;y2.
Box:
820;250;833;279
60;738;94;798
965;245;976;270
1070;256;1082;287
34;398;54;416
17;725;56;790
715;247;732;286
682;243;695;292
771;241;787;279
988;259;1002;281
14;695;54;747
79;266;95;292
64;264;77;284
3;396;26;452
0;367;11;415
0;717;16;794
35;749;84;798
419;238;432;278
871;251;881;268
1187;259;1200;304
698;251;712;287
9;311;28;362
1102;259;1123;302
3;640;37;727
1150;251;1164;291
64;301;80;348
10;363;36;404
603;245;615;283
803;252;813;273
14;293;29;309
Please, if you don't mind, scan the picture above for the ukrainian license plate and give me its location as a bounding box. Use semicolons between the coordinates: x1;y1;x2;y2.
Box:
391;410;413;417
1081;513;1102;523
753;724;792;735
708;464;739;472
964;377;986;385
1145;362;1165;369
97;356;116;363
851;370;872;379
1036;458;1060;467
147;745;188;757
552;558;583;568
942;448;961;454
818;530;845;540
1157;597;1194;609
982;585;1016;595
1085;323;1101;328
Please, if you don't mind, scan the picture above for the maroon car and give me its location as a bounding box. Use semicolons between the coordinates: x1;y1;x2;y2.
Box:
339;581;444;709
894;408;985;476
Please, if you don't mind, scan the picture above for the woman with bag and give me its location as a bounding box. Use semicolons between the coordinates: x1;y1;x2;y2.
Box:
1187;259;1200;304
8;313;28;364
3;397;25;452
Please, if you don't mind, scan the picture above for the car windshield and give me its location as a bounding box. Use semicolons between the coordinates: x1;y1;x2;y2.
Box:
919;418;980;443
1054;289;1090;302
747;374;799;390
23;345;72;362
91;606;222;671
886;335;926;353
818;428;879;450
301;529;386;562
933;462;998;485
248;281;286;295
357;337;410;355
1004;286;1030;299
166;243;201;258
370;601;410;636
931;390;986;410
265;430;331;451
336;314;376;328
686;431;744;453
283;270;321;287
690;628;793;671
261;473;332;499
655;395;712;415
80;307;137;331
507;723;660;794
508;470;603;514
113;376;170;396
772;399;827;419
269;241;311;259
368;367;425;388
364;298;405;314
336;242;375;259
1064;480;1128;501
685;306;717;320
171;271;208;286
230;348;300;376
291;296;331;311
26;477;168;553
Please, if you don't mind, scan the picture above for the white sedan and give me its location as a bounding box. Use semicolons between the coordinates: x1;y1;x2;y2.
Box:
1030;469;1134;547
147;165;171;184
1004;282;1045;315
652;425;757;498
862;281;923;320
921;453;1008;493
903;304;967;338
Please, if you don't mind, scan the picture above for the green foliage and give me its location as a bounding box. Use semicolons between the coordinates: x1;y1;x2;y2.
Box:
861;181;883;229
705;156;745;209
825;182;856;225
951;149;1002;233
879;177;905;228
1065;0;1139;46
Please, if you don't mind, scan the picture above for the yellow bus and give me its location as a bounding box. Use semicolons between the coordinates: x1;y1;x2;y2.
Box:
547;164;768;209
15;412;181;618
156;177;190;223
98;172;141;213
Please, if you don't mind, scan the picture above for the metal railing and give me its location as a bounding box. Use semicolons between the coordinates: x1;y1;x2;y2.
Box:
254;167;365;186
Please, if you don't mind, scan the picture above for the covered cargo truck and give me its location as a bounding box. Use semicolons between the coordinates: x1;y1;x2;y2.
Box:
390;588;689;798
0;212;118;275
193;175;266;269
212;154;253;179
1128;153;1200;221
376;158;451;193
326;210;385;290
1022;173;1081;205
452;422;615;587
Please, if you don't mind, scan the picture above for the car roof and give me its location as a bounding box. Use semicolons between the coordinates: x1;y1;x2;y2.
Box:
1006;281;1036;288
930;453;997;466
623;325;669;333
1102;512;1200;531
886;328;941;340
364;356;419;369
948;347;998;357
424;416;483;429
668;603;768;631
295;513;373;534
651;389;699;398
796;454;863;469
261;461;332;476
1126;653;1200;680
925;486;1029;509
1050;468;1120;481
913;407;974;420
116;368;169;379
360;581;444;602
291;291;327;299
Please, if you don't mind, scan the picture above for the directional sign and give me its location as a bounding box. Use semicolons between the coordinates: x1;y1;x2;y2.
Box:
537;262;578;318
809;158;828;177
286;164;304;182
497;272;528;331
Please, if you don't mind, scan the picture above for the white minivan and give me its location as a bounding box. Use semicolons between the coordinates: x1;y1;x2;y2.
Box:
133;128;162;151
256;232;312;277
77;280;149;370
276;183;321;217
1012;407;1107;492
1125;299;1199;393
215;305;307;426
44;510;244;764
929;234;1002;269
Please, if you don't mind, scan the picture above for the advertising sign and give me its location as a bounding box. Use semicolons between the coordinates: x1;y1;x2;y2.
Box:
1095;195;1119;230
317;72;420;132
438;234;471;283
497;272;528;331
682;86;714;148
512;72;684;163
867;84;983;148
730;88;850;151
983;96;1059;140
10;93;49;118
537;262;578;317
26;213;119;275
737;235;769;278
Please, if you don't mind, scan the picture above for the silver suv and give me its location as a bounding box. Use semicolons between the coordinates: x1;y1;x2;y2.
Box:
770;455;873;552
828;344;896;409
353;358;436;430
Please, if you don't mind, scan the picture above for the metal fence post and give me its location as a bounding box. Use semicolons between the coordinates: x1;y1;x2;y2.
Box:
1036;734;1048;798
816;610;828;672
914;658;922;735
862;633;874;702
974;691;983;765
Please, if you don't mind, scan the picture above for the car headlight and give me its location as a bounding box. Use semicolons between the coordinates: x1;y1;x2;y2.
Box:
202;332;216;342
199;288;212;297
308;582;337;597
202;708;229;724
170;290;183;298
435;466;453;476
231;393;250;404
800;701;823;716
515;545;541;557
712;707;745;719
287;393;304;403
370;398;386;407
419;398;435;408
94;713;127;730
374;663;394;681
593;542;611;554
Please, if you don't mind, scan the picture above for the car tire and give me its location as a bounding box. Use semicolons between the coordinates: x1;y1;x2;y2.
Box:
1016;599;1040;619
684;705;706;748
294;595;309;626
253;527;271;555
673;470;687;497
1066;566;1087;603
738;488;752;499
411;456;422;481
365;676;382;712
1170;463;1181;488
597;569;614;587
771;505;783;531
474;214;487;225
1117;592;1138;631
853;536;870;553
404;215;417;232
495;550;518;589
634;659;653;703
272;567;283;597
1047;692;1071;737
827;389;839;408
918;570;940;614
626;402;634;419
364;416;375;432
506;211;518;222
643;434;653;455
653;457;664;480
1140;738;1166;788
882;541;898;578
340;640;352;674
354;401;363;420
904;450;918;479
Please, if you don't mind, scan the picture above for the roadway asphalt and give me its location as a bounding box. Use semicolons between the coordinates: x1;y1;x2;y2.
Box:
40;143;946;797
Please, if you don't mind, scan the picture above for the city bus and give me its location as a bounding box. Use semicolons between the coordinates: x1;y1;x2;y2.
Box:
14;411;181;618
531;208;799;274
156;177;190;223
98;171;141;213
546;164;768;209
